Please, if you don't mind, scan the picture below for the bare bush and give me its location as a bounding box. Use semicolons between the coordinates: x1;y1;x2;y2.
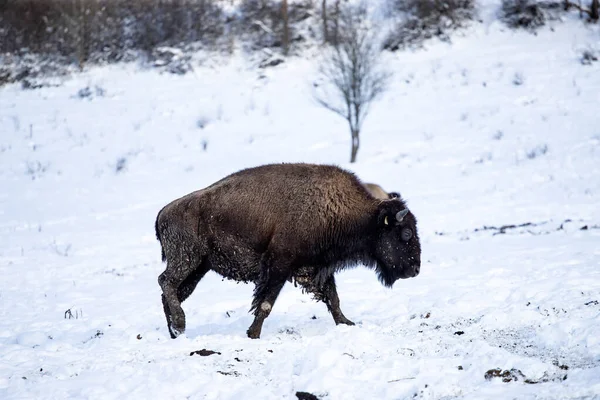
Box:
320;0;343;44
237;0;313;52
74;85;105;99
25;160;50;180
314;4;390;163
51;239;72;257
526;144;549;159
500;0;567;29
0;0;225;69
563;0;599;21
64;308;82;319
513;72;525;85
501;0;548;29
0;0;324;83
0;51;76;88
581;48;598;65
150;46;193;75
384;0;476;51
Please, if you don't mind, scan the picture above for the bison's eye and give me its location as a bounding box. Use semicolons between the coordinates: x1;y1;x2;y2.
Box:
401;228;412;241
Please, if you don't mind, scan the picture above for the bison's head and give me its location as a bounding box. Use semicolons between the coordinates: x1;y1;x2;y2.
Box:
373;199;421;287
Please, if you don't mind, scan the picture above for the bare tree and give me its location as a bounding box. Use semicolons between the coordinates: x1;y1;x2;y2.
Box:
564;0;600;20
321;0;341;43
333;0;341;44
314;4;390;163
322;0;328;43
282;0;289;54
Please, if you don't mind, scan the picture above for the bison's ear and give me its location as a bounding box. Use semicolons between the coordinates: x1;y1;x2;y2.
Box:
378;203;398;227
377;200;409;227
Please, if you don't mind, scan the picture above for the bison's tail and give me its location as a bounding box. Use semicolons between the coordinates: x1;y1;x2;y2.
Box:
155;211;166;262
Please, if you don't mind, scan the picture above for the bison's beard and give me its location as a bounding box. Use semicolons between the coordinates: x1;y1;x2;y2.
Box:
375;263;417;288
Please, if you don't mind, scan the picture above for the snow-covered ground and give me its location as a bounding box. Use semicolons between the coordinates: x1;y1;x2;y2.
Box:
1;7;600;400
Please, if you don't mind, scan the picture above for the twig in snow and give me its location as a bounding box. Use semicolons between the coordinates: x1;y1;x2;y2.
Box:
64;308;82;319
252;20;274;35
388;377;416;383
50;239;71;257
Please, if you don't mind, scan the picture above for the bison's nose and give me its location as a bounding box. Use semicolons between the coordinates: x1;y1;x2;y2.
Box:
413;265;420;276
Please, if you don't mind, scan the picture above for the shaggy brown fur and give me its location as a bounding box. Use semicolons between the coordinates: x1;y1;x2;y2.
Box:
156;163;421;339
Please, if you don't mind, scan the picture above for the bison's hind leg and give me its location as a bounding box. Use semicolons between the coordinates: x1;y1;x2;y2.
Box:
159;253;208;339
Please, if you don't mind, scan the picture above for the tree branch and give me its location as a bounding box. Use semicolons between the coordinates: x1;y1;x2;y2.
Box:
564;0;593;17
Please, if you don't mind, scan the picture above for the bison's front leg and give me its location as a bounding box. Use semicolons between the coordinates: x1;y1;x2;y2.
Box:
159;256;206;339
321;275;355;326
295;272;355;326
159;270;188;338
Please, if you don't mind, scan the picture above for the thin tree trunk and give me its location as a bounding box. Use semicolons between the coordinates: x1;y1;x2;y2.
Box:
591;0;599;21
333;0;340;45
350;129;359;163
282;0;289;55
322;0;328;43
75;0;86;70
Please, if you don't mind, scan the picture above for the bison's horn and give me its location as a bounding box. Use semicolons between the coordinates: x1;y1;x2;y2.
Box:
384;215;389;225
396;209;409;222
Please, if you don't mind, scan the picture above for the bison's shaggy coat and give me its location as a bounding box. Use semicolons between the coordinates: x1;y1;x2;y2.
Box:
156;163;421;339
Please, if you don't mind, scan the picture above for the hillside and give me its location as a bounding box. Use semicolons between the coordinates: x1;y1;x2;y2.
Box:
1;3;599;399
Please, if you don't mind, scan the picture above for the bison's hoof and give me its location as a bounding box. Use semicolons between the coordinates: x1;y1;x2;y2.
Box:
246;329;261;339
168;324;185;339
335;316;355;326
168;314;186;339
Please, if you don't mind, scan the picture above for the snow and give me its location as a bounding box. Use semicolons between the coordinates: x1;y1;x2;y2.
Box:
1;9;600;400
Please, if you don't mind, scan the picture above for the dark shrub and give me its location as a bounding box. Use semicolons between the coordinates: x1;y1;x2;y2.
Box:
501;0;546;28
0;0;225;66
384;0;476;51
237;0;314;51
500;0;563;30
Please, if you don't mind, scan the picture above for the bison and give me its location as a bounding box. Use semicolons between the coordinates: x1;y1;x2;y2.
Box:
155;163;421;339
362;182;401;200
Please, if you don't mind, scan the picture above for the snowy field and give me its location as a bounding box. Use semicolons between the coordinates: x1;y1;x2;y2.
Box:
1;8;600;400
